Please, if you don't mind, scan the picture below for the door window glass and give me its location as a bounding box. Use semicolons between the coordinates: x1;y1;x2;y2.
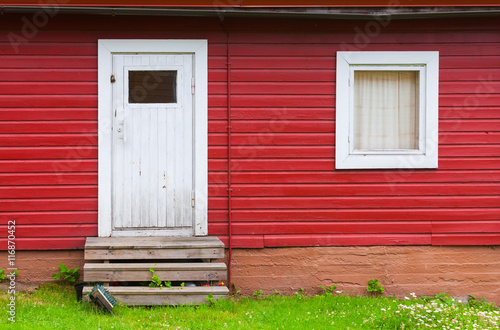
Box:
128;70;177;104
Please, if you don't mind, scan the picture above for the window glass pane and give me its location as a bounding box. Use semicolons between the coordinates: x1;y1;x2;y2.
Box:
353;71;419;150
129;70;177;104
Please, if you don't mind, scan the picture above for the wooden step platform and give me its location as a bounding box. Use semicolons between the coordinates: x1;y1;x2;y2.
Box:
85;236;225;260
83;236;228;306
82;286;229;306
84;262;227;282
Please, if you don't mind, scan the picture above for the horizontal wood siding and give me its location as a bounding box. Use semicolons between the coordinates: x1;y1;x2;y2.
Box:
0;15;498;249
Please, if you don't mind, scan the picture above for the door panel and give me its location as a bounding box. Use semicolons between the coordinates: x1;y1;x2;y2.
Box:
111;54;193;236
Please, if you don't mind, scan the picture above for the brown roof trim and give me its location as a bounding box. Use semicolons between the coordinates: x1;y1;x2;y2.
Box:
2;5;500;19
1;0;500;7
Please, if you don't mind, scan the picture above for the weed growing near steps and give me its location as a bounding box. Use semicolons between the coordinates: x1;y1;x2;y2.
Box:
148;272;163;288
52;263;80;284
0;283;498;330
148;264;172;288
231;282;241;295
0;269;17;283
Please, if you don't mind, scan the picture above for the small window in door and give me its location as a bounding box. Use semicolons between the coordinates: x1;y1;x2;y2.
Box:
128;70;177;104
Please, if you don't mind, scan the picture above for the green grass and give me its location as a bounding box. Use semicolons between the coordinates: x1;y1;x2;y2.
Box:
1;283;498;329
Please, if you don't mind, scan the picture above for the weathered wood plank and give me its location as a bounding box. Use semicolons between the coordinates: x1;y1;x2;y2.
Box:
85;262;227;271
82;286;229;306
85;248;224;260
85;236;224;249
84;262;227;282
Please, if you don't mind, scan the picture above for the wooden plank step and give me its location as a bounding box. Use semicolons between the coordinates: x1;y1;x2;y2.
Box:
85;236;224;249
82;286;229;306
85;247;224;261
84;262;227;282
84;236;225;260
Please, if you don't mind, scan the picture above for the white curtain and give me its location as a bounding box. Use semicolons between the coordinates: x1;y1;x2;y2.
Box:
353;71;419;150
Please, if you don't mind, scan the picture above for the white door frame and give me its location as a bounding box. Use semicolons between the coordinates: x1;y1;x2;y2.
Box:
97;39;208;237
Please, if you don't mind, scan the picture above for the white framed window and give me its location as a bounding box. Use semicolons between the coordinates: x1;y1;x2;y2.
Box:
335;51;439;169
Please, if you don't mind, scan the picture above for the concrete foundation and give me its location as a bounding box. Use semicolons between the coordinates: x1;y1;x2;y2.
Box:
230;246;500;306
1;246;499;306
0;250;84;292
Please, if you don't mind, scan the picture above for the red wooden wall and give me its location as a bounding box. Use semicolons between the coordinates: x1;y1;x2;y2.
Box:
0;14;499;250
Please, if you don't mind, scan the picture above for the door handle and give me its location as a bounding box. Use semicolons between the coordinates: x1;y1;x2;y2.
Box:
117;119;126;142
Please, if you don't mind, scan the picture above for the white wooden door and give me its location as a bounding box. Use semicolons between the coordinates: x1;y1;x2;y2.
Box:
111;54;194;236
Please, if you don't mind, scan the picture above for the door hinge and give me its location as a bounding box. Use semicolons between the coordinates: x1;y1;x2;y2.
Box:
191;77;195;95
191;191;195;208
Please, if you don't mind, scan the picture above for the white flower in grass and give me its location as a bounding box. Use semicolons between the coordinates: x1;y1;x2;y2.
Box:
410;292;417;298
